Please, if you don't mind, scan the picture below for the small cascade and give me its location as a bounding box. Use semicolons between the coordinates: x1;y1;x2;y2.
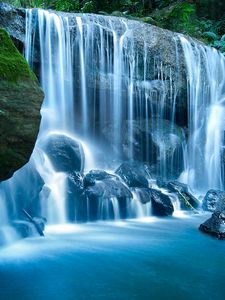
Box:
180;36;225;193
129;190;152;218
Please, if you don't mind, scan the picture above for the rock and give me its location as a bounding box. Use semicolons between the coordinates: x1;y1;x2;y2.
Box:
167;181;199;210
115;162;151;188
86;178;132;201
199;212;225;239
66;172;85;222
41;134;84;174
0;28;43;180
84;171;133;220
199;191;225;239
0;3;25;51
156;178;168;188
202;189;225;212
134;188;151;204
12;220;37;238
150;188;174;216
83;170;115;187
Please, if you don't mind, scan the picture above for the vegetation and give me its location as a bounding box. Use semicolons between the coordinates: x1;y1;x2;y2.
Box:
4;0;225;54
0;28;36;82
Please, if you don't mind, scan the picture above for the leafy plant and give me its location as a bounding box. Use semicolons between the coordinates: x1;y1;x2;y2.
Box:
54;0;79;12
169;3;196;28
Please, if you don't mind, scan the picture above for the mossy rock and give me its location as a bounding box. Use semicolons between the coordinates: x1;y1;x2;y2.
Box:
0;28;44;180
0;28;35;82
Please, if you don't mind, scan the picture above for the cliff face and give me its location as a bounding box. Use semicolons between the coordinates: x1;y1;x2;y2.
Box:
0;28;43;180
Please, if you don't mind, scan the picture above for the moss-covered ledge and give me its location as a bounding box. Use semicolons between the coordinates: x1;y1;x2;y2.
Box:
0;28;44;181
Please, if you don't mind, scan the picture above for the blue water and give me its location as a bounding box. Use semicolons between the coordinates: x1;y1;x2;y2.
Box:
0;214;224;300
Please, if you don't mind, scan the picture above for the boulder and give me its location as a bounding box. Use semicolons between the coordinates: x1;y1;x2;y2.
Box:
84;170;132;220
202;189;225;212
167;181;199;210
0;28;43;180
85;178;132;201
199;212;225;239
83;170;115;187
199;191;225;239
41;134;84;174
115;161;151;188
150;188;174;216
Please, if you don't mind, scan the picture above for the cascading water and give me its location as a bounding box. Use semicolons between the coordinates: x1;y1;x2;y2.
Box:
180;36;225;193
23;9;185;222
1;9;225;232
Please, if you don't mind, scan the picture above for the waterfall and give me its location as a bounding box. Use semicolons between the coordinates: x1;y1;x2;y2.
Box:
1;9;225;231
180;36;225;193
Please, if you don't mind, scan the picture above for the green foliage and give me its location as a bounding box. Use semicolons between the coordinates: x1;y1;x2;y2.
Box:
0;28;36;82
168;3;196;28
54;0;79;12
202;31;219;41
81;1;96;13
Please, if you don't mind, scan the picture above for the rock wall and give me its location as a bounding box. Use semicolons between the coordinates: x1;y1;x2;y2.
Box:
0;27;43;180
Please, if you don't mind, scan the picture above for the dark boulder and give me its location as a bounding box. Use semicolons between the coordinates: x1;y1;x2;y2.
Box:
199;191;225;239
86;178;132;201
167;181;199;210
41;134;84;174
115;161;151;188
199;212;225;239
150;189;174;216
83;170;115;187
84;171;132;220
202;189;225;212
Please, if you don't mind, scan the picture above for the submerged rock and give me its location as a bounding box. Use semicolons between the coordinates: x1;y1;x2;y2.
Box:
150;188;174;216
41;134;84;174
202;189;225;212
0;28;43;180
115;161;151;188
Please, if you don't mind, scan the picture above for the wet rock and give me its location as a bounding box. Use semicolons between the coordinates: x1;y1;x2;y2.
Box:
41;134;84;174
0;28;43;180
83;170;115;187
199;212;225;239
66;172;85;222
202;189;225;212
84;171;132;220
115;161;151;188
134;188;152;204
199;191;225;239
150;188;174;216
167;181;199;210
86;178;132;201
12;220;36;238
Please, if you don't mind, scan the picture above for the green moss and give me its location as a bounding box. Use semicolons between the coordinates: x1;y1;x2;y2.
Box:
0;28;36;83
